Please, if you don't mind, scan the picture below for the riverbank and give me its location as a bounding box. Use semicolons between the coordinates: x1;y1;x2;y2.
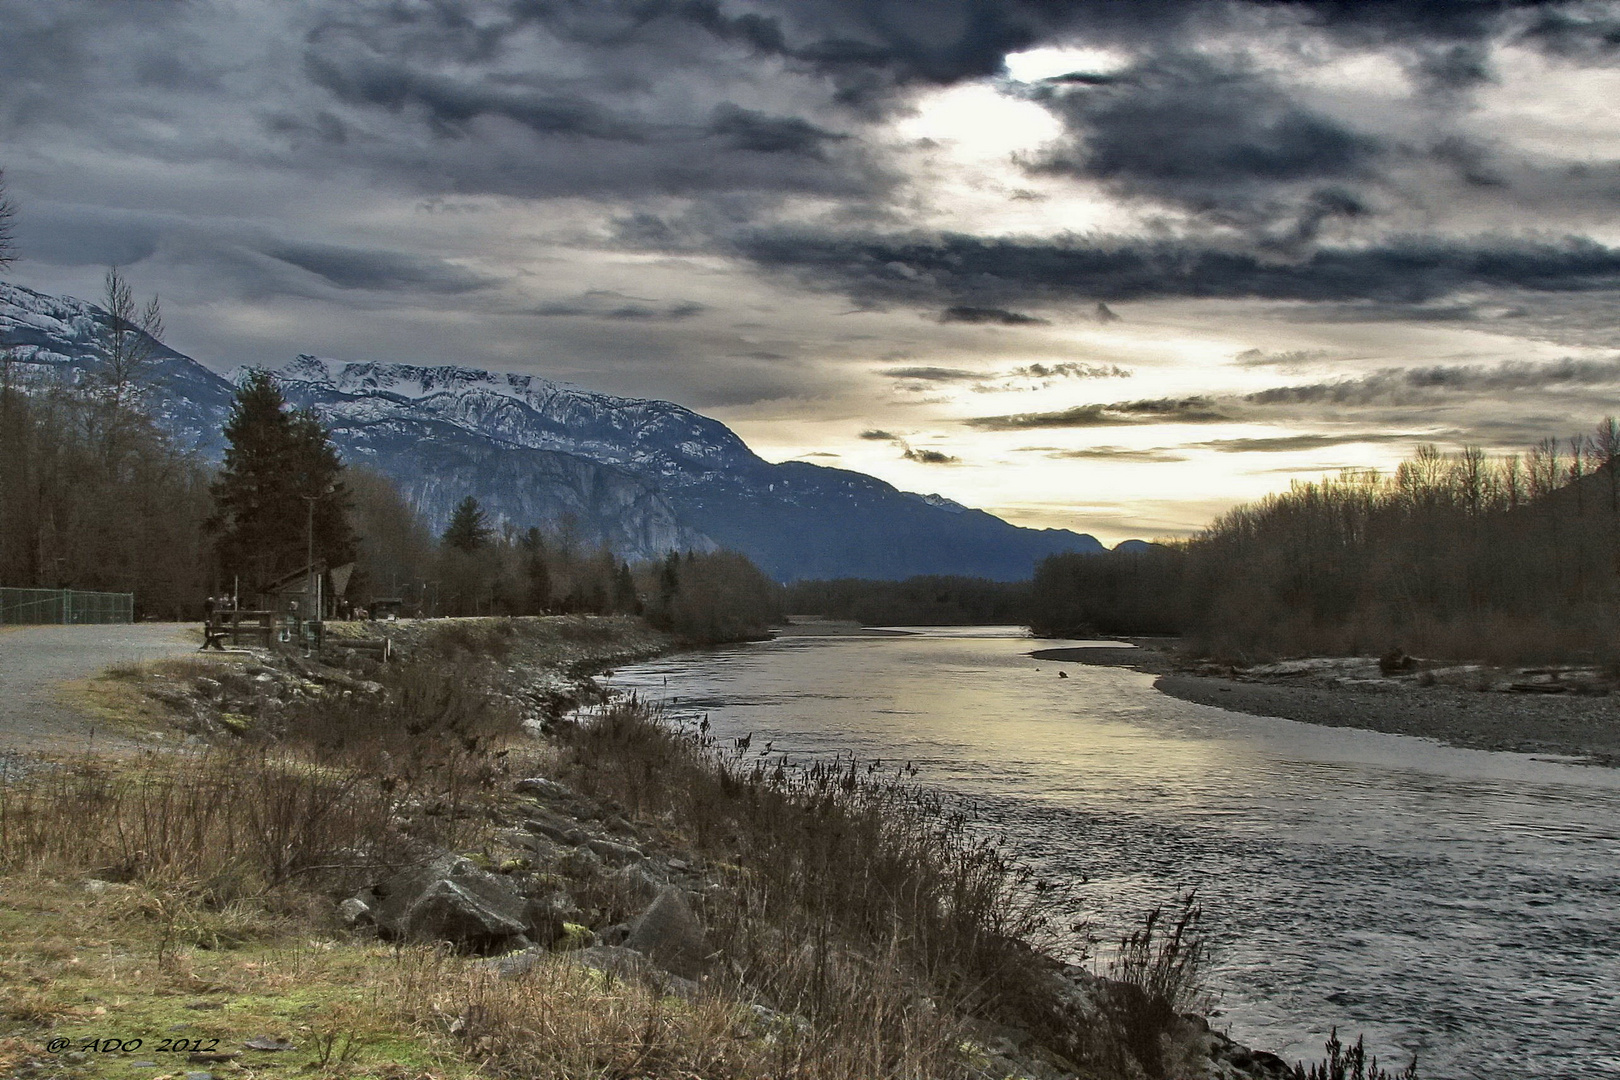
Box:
2;616;1324;1080
1034;641;1620;766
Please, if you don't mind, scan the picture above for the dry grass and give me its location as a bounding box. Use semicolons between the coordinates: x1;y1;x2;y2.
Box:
554;700;1115;1077
0;749;404;902
391;949;768;1080
61;654;250;740
2;629;1218;1079
0;873;480;1080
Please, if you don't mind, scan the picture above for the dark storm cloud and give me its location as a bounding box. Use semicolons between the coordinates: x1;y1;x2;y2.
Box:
16;204;163;268
737;231;1620;307
708;104;846;157
968;396;1230;430
1191;432;1440;453
1245;357;1620;407
880;365;978;381
266;243;498;293
938;305;1048;325
1520;7;1620;57
1041;445;1189;462
903;446;960;464
304;51;648;142
1029;51;1382;220
969;357;1620;440
531;290;706;321
1007;362;1131;379
1233;348;1329;368
859;428;897;440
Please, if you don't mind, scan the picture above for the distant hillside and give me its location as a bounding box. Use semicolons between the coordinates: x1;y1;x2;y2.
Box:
2;280;1106;579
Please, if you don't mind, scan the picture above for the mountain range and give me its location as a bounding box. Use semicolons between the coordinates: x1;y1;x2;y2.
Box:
1;280;1107;580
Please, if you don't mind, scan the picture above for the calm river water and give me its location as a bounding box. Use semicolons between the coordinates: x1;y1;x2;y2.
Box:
603;627;1620;1079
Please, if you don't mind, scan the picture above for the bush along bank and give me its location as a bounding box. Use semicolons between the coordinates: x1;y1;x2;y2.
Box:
2;616;1416;1080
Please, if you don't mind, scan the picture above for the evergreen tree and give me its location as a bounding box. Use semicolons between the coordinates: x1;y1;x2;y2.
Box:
443;495;491;553
520;526;551;612
209;369;354;589
613;560;639;614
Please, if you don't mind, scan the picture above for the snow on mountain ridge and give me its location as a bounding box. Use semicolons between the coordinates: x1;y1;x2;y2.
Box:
271;354;762;480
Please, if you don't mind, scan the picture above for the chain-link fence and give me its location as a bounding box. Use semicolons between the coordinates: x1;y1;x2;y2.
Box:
0;587;135;625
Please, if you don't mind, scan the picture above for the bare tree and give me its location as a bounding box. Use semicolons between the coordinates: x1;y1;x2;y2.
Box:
1454;446;1486;516
1595;417;1620;516
98;266;164;412
1567;435;1590;518
1499;453;1524;511
0;169;15;271
1527;438;1561;501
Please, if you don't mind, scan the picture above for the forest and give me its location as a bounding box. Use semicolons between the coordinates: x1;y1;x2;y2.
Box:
1032;434;1620;665
781;575;1031;626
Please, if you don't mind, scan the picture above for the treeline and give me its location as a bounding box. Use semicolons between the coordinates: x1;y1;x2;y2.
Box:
1;266;213;618
0;353;781;641
1033;430;1620;664
413;494;781;641
0;179;776;639
0;362;213;619
783;575;1031;625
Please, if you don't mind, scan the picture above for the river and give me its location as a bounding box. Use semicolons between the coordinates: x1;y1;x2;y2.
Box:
602;627;1620;1079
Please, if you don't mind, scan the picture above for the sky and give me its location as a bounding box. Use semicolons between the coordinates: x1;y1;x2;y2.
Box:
5;0;1620;543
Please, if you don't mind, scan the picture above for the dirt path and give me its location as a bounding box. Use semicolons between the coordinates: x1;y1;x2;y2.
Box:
0;623;197;753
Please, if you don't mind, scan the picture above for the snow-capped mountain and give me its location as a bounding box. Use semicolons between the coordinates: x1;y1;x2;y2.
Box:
0;281;236;456
2;281;1105;578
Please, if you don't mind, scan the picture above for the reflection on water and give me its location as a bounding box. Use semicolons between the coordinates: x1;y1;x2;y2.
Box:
604;629;1620;1078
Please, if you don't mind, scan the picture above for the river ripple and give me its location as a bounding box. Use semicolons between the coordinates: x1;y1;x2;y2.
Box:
603;628;1620;1079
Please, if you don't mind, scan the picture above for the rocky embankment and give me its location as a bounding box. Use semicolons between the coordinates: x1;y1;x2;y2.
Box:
142;615;670;742
108;616;1334;1079
1036;641;1620;766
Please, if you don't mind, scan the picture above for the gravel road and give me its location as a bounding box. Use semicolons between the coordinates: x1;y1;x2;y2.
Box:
0;623;197;753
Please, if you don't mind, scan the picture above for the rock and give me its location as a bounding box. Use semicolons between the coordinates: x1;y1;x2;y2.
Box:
1378;649;1416;675
522;895;567;947
560;921;596;950
623;886;709;978
370;855;536;952
573;945;701;1000
496;827;559;860
608;863;665;904
486;947;549;979
403;880;528;947
192;677;224;700
514;776;574;801
586;838;643;863
338;897;373;927
599;922;632;946
242;1038;295;1052
524;813;586;846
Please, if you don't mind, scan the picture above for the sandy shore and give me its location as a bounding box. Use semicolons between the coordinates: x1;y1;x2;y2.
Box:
1033;643;1620;766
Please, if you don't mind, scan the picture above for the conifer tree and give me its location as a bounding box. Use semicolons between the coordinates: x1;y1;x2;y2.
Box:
443;495;491;553
209;369;354;589
520;526;551;612
613;560;639;614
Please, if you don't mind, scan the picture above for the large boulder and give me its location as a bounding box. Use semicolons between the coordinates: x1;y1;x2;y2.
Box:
369;855;539;952
623;886;709;978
